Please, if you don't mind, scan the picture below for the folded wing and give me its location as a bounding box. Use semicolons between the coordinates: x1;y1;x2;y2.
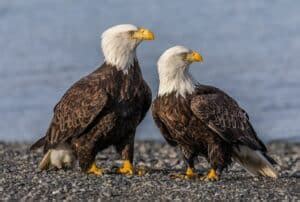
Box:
190;86;266;152
41;77;108;150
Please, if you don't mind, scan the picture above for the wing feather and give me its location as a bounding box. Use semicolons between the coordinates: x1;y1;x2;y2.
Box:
45;77;108;148
190;86;266;151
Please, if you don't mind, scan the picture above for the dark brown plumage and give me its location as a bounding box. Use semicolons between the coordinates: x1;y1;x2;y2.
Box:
31;60;151;171
152;84;277;179
30;24;154;174
153;46;277;180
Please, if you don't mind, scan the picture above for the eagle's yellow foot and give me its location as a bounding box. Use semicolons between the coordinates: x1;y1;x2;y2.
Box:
185;167;198;179
87;162;103;176
117;160;134;175
201;168;219;181
170;167;198;180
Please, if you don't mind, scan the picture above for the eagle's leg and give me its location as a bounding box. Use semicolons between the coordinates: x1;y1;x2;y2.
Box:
74;142;103;176
81;155;103;176
115;136;134;175
201;142;231;181
171;147;198;179
184;156;198;179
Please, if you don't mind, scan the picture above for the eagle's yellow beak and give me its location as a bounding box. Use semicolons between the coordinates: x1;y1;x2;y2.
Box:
185;51;203;63
132;28;155;40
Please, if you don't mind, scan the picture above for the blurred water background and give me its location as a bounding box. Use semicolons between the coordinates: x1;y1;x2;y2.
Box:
0;0;299;142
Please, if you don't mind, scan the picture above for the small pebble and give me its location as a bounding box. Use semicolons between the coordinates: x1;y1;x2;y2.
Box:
0;141;299;200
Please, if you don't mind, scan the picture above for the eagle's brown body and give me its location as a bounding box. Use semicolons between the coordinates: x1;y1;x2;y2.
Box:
152;84;275;176
32;60;151;171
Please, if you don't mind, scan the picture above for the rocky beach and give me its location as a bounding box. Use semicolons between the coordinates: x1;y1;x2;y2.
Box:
0;141;299;200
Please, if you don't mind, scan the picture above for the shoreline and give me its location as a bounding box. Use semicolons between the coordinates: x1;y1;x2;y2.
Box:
0;141;299;200
1;137;299;147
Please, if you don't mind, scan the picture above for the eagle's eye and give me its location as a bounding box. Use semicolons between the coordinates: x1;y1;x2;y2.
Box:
181;53;190;61
128;30;135;36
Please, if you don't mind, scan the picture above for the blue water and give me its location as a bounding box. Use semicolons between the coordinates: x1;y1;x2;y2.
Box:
0;0;299;142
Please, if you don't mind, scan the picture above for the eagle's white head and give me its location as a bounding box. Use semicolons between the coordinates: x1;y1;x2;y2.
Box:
157;46;203;97
101;24;154;73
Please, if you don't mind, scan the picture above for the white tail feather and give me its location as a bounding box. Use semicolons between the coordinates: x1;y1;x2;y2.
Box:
233;145;278;178
38;150;51;170
38;144;75;170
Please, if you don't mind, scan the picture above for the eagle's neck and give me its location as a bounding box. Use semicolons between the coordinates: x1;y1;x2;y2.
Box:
102;37;137;74
158;69;196;98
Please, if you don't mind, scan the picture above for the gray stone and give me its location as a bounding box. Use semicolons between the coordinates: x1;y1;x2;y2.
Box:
0;141;299;200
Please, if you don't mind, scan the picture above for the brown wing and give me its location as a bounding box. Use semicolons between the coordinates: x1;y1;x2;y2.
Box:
190;85;266;151
45;76;108;149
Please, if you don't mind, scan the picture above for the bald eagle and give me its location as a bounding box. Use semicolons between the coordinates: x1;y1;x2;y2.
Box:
152;46;278;180
30;24;154;175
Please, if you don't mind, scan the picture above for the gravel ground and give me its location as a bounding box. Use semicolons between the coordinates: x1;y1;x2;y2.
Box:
0;141;299;201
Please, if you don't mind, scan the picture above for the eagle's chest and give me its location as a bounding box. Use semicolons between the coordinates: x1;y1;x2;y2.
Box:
113;69;148;120
161;95;193;127
118;99;141;118
118;84;145;119
158;95;209;145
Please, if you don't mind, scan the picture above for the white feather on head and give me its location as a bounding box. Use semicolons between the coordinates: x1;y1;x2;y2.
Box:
101;24;140;73
157;46;196;97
